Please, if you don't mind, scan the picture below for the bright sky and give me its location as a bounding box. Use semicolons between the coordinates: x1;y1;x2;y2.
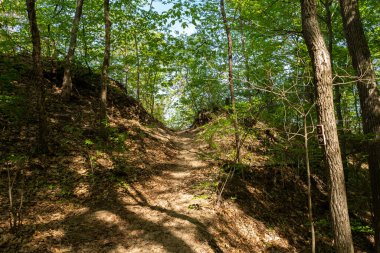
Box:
149;0;197;36
144;1;196;126
151;1;172;13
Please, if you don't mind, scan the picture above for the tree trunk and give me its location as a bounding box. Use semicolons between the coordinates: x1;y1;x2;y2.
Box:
125;69;129;95
300;0;354;252
47;24;58;84
134;34;141;101
124;47;129;95
304;115;315;253
239;19;253;103
151;72;157;115
339;0;380;251
26;0;48;154
322;0;349;178
61;0;85;100
220;0;241;163
82;23;91;73
100;0;111;123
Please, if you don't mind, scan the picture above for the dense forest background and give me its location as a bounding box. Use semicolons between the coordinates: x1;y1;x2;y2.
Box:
1;0;379;127
0;0;380;252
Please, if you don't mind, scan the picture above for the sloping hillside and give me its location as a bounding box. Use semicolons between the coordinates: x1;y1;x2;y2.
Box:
0;55;374;252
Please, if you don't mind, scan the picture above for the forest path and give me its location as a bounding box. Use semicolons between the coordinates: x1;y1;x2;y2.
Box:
87;130;222;253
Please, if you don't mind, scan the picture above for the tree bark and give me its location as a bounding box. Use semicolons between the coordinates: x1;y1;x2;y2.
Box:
26;0;48;154
82;23;91;73
61;0;85;100
300;0;354;252
220;0;241;163
339;0;380;251
151;72;157;115
304;115;315;253
134;34;141;101
100;0;111;123
125;69;129;95
124;47;129;95
239;20;254;103
322;0;348;178
47;24;58;84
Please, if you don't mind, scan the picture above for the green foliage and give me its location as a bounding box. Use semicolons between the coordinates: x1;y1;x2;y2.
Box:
0;70;18;92
59;186;72;198
63;125;83;139
194;181;219;190
200;117;231;151
192;194;209;200
221;162;248;178
316;218;330;228
315;217;374;235
109;132;129;151
117;180;130;191
1;0;374;133
351;219;374;234
315;219;374;235
229;195;237;201
4;154;27;164
0;94;28;124
188;203;201;210
84;139;94;146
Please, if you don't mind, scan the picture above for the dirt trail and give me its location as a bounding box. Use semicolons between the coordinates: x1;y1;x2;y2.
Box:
48;130;223;253
2;127;296;253
110;130;220;253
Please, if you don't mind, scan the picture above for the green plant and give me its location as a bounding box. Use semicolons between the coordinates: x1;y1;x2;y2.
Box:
63;125;82;137
0;94;28;124
109;132;128;151
60;187;72;198
200;117;231;151
351;219;374;234
188;204;201;210
315;218;330;228
5;154;27;231
192;194;209;200
117;180;129;190
84;139;94;146
194;181;219;190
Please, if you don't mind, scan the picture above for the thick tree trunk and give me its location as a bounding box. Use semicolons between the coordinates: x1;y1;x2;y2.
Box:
61;0;85;99
300;0;354;252
322;0;348;178
339;0;380;251
26;0;48;154
220;0;241;163
100;0;111;123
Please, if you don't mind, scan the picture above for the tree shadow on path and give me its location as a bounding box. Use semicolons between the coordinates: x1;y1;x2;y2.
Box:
16;154;223;253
